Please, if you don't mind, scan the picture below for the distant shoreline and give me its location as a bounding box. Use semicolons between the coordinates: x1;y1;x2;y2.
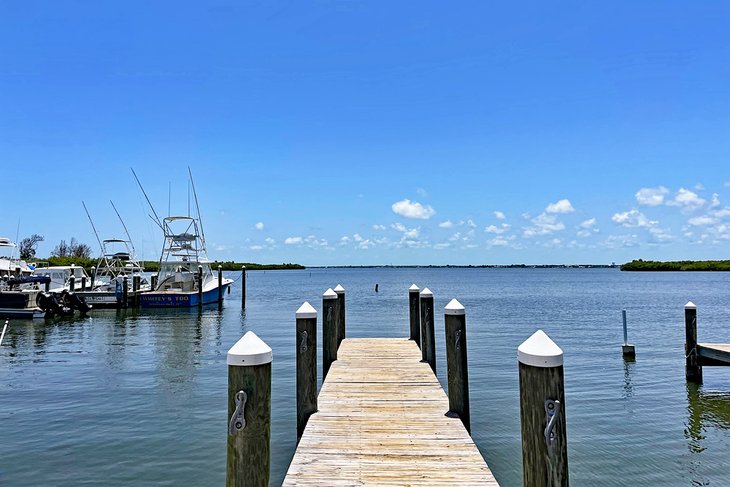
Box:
308;264;618;269
620;260;730;271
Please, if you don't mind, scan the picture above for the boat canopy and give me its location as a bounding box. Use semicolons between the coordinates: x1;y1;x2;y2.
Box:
0;238;16;247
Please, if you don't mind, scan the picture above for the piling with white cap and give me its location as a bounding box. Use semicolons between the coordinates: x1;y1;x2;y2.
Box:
444;298;470;433
622;309;635;358
334;284;346;349
226;331;273;487
518;330;569;487
685;301;702;383
197;265;203;308
122;275;128;308
409;284;421;345
322;288;339;379
296;302;318;442
419;288;436;375
241;266;247;309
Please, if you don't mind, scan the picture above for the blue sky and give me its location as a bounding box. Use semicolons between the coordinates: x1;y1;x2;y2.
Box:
2;1;729;265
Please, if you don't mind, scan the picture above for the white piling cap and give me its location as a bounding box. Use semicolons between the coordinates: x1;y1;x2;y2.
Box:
518;330;563;368
685;301;697;309
227;331;273;366
296;301;317;319
323;288;338;299
409;284;420;292
334;284;345;294
420;287;433;297
444;298;465;315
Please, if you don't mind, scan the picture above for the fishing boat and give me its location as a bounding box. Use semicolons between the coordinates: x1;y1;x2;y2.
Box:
136;170;233;307
0;237;34;278
31;264;92;292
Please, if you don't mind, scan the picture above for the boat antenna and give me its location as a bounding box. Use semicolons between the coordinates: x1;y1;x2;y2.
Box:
131;168;163;230
12;219;20;259
168;181;171;217
82;201;105;255
110;200;136;256
187;179;191;217
188;167;206;248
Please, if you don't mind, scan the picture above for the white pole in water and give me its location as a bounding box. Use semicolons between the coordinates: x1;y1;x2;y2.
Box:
622;309;635;358
0;319;8;346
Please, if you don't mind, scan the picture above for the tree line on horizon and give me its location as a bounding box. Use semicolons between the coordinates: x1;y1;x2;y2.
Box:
621;259;730;271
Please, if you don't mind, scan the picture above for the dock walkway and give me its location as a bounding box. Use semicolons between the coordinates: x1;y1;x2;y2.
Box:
283;337;499;486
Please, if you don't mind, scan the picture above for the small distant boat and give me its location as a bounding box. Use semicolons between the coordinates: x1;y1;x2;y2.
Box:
0;237;34;278
136;170;233;308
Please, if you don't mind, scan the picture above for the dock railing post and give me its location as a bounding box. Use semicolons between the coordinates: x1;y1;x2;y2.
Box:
444;299;470;433
518;330;569;487
323;288;338;379
409;284;421;345
197;265;203;308
226;331;272;487
122;276;129;308
296;302;318;442
241;266;247;309
622;309;635;358
218;266;224;304
685;301;702;383
420;288;436;375
334;284;346;349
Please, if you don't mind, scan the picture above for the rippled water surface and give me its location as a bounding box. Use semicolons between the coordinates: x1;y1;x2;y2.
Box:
2;268;730;486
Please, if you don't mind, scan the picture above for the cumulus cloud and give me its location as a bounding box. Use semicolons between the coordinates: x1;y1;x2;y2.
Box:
711;193;721;208
433;243;450;250
666;188;705;211
545;199;575;214
466;219;477;229
579;218;597;229
635;186;669;206
372;224;386;231
438;220;454;228
485;224;510;234
391;223;419;239
523;213;565;237
611;209;656;228
284;236;303;245
255;222;264;231
391;199;435;219
494;211;506;220
688;216;717;226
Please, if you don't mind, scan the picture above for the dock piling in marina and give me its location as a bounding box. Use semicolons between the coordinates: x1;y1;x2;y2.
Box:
685;301;702;383
295;302;317;442
334;284;345;349
218;266;223;304
409;284;421;345
132;275;140;307
69;275;75;292
90;268;95;289
622;309;635;358
198;265;203;308
241;266;246;309
81;276;87;292
226;331;272;487
151;274;157;290
420;287;436;374
122;276;128;308
518;330;569;487
445;298;471;433
322;288;338;379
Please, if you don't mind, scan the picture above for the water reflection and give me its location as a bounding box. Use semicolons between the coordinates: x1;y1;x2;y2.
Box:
685;383;730;450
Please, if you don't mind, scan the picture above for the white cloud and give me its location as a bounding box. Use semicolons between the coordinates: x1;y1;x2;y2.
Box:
466;219;477;229
545;199;575;214
391;223;419;239
372;224;386;231
688;216;717;226
667;188;705;211
284;236;303;245
694;183;705;191
494;211;506;220
523;213;565;237
353;233;364;242
635;186;669;206
438;220;454;228
249;245;264;251
487;237;510;247
715;208;730;218
485;224;510;234
579;218;597;229
264;237;275;245
391;199;435;219
611;209;656;228
433;243;450;250
648;226;673;243
255;222;264;231
710;193;720;208
416;187;428;198
576;230;591;238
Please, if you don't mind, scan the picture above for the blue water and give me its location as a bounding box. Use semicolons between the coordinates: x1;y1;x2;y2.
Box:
1;268;729;486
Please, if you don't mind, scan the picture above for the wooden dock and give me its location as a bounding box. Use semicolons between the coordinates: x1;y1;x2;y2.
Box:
283;337;499;486
697;343;730;365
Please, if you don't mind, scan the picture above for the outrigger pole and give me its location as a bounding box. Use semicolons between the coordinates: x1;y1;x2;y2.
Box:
110;200;137;256
82;201;105;255
131;168;164;230
188;167;206;249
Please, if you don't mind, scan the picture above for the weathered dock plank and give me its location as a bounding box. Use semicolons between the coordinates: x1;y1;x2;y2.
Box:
283;338;499;486
697;343;730;365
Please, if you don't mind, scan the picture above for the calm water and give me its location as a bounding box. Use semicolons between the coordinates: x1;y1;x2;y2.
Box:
2;268;730;486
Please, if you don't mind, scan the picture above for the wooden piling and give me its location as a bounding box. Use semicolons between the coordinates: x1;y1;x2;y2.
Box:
81;276;87;291
518;330;569;487
218;266;224;304
69;275;75;292
323;288;338;380
44;279;50;292
132;275;140;307
241;266;247;309
420;288;436;375
295;302;318;442
226;331;273;487
622;309;635;358
685;301;702;383
90;268;95;289
122;276;129;308
334;284;346;348
444;299;470;433
151;274;158;290
409;284;421;345
198;265;203;308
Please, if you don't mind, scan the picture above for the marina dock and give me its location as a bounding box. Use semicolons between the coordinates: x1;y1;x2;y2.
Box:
282;337;498;486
